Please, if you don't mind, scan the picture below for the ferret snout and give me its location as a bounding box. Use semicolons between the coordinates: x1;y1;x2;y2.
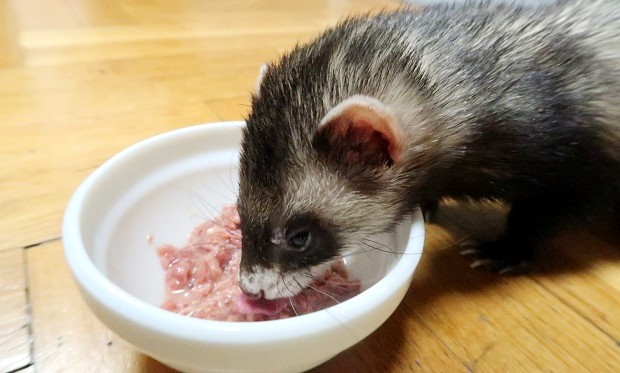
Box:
238;264;317;300
238;267;266;299
239;279;264;299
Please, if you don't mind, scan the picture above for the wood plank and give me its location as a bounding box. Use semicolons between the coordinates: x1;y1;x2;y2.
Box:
11;0;401;31
0;1;22;67
1;6;384;248
26;240;175;372
206;97;252;122
0;99;222;248
20;30;315;67
533;231;620;340
407;225;620;372
0;248;31;373
435;200;620;342
429;202;620;371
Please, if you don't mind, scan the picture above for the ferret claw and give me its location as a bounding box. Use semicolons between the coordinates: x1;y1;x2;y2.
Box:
497;262;529;275
470;259;496;269
458;239;479;247
458;239;531;275
459;248;480;256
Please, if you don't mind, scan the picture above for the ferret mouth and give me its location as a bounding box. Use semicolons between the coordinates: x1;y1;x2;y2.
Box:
235;294;288;316
238;263;332;300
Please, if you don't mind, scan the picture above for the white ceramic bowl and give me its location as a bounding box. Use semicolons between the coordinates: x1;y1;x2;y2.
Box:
63;121;424;373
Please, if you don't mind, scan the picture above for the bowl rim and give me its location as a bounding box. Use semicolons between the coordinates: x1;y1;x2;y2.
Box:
62;121;425;344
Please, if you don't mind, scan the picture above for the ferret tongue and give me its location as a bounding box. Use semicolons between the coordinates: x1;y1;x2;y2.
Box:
236;294;286;316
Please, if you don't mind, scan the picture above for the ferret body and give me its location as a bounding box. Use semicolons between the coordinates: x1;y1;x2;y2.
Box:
236;0;620;299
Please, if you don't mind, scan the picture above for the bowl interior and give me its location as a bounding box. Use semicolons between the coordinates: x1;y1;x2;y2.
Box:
79;122;413;309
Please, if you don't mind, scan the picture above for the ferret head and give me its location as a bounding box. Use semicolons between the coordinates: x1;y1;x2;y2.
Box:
237;64;410;299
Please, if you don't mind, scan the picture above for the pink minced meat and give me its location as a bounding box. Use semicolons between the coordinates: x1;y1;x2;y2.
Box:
157;205;361;321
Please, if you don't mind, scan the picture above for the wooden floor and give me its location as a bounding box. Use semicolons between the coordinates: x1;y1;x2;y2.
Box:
1;0;619;372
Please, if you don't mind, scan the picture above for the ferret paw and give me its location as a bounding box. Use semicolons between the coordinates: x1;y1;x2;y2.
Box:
463;241;530;275
457;238;480;256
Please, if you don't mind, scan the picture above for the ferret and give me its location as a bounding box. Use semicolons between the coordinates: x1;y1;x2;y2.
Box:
235;0;620;300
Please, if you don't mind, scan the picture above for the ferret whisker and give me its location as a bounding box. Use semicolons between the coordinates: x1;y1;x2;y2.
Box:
332;248;370;260
292;277;305;292
304;270;340;290
338;233;427;259
293;278;314;310
279;275;299;301
301;274;360;342
361;239;399;258
214;220;242;240
359;240;399;257
281;276;301;317
288;297;299;317
358;242;374;262
194;182;236;205
275;275;284;295
306;284;341;305
302;268;319;282
186;189;229;221
190;193;233;224
363;237;397;253
301;268;343;284
301;269;327;287
227;151;239;199
339;243;373;262
205;156;238;197
185;193;242;240
184;181;237;218
193;216;241;241
301;272;359;288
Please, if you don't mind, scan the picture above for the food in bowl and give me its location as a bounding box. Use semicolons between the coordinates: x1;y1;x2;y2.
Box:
158;205;361;321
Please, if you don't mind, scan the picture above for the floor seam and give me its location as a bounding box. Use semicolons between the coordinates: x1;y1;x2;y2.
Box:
5;362;34;373
23;237;61;250
21;248;35;372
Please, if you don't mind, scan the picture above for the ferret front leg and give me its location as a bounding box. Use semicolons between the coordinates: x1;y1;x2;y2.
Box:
465;194;576;274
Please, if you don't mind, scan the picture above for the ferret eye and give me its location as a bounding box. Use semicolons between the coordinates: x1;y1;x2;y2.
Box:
287;229;311;250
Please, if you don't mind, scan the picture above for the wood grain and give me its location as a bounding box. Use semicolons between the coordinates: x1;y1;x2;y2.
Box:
1;0;619;372
0;249;31;373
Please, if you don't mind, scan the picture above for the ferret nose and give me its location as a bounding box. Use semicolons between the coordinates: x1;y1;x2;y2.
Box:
239;280;264;299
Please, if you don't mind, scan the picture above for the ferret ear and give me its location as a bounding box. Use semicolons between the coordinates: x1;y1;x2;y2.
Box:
253;63;269;98
314;95;403;169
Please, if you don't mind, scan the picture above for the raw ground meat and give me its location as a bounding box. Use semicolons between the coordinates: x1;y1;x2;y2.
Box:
157;205;361;321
